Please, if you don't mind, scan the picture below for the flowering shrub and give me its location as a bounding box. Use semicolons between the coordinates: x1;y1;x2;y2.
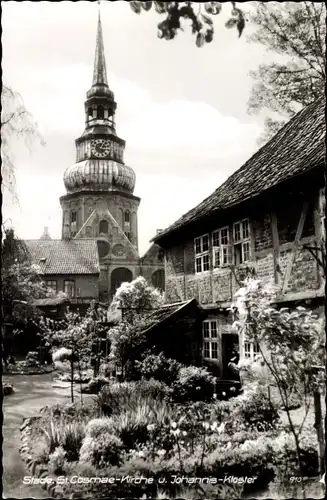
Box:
171;365;216;402
79;433;123;468
52;347;72;363
134;352;182;384
226;389;280;432
25;351;40;367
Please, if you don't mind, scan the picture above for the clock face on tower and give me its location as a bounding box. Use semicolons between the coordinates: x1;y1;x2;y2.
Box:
91;139;112;158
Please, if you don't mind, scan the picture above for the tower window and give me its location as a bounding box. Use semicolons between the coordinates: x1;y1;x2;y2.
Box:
71;211;77;223
125;231;131;241
97;105;104;119
104;109;109;119
124;210;130;224
99;220;109;234
88;107;93;119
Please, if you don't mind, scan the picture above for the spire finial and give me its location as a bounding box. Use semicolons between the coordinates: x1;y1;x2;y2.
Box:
92;1;108;86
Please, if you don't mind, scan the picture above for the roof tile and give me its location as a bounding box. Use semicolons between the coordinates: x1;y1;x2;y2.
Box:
24;239;100;275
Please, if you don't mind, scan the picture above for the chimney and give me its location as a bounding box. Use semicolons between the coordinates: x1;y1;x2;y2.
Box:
156;229;163;235
63;223;70;240
40;226;51;240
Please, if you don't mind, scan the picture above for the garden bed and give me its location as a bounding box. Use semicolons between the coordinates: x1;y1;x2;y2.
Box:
3;362;54;375
19;379;320;499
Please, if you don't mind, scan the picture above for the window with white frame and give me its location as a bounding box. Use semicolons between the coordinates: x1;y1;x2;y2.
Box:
46;280;57;293
212;226;233;268
203;320;218;360
64;280;75;298
194;234;210;273
233;219;251;265
244;340;260;360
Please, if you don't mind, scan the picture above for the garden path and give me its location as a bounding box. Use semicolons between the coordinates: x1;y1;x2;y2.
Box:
2;373;72;499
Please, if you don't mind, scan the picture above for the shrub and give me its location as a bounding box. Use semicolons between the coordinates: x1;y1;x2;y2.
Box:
227;389;280;432
79;433;123;468
86;418;115;439
25;351;40;367
52;347;72;363
3;383;14;396
81;376;110;394
172;366;216;402
48;445;67;475
134;353;182;384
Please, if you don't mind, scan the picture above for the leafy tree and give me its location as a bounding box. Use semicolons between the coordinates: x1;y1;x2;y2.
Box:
42;302;108;402
232;278;325;493
1;85;45;204
247;2;326;144
108;276;163;323
128;1;245;47
1;228;53;324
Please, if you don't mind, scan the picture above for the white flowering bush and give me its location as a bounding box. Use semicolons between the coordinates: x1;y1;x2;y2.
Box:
52;347;72;363
171;365;216;402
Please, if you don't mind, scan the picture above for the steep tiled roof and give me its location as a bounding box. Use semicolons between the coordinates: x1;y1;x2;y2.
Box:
153;96;325;243
24;239;100;275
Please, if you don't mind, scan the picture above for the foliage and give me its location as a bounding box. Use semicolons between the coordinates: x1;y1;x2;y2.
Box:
247;2;326;143
108;276;164;323
81;376;110;394
171;365;216;402
1;85;45;203
80;426;124;468
108;316;158;376
134;352;182;384
128;2;246;46
42;419;86;462
98;379;170;416
48;446;66;475
232;277;325;493
226;388;280;433
1;229;54;330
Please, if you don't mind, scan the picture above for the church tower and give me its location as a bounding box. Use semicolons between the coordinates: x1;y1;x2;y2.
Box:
60;7;141;302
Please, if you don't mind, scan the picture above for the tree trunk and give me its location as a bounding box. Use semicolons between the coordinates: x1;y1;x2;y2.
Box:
314;391;325;475
70;357;74;403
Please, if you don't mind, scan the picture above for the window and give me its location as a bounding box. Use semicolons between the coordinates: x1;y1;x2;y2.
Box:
233;219;251;265
125;231;131;241
71;211;77;223
212;227;233;268
244;341;260;360
194;234;210;273
97;105;104;119
47;280;57;293
202;320;219;360
99;220;109;234
124;210;130;224
64;280;75;298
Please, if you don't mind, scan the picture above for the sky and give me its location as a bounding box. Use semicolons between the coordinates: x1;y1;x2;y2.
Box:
2;1;273;255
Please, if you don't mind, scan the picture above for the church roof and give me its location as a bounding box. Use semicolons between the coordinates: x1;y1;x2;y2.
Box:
24;239;100;275
153;96;326;244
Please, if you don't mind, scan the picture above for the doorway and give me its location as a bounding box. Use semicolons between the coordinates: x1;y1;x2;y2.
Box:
222;333;240;380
